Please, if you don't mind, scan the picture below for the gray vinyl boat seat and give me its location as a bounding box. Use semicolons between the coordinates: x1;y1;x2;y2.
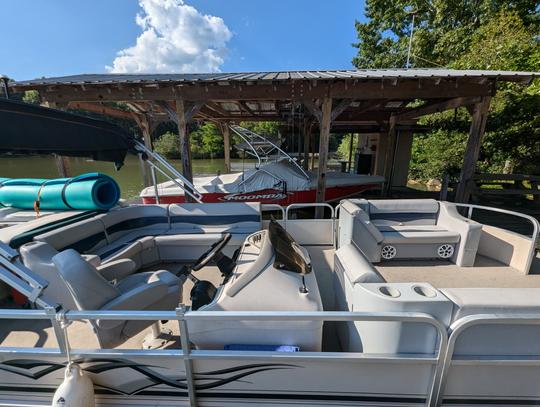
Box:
339;199;483;267
31;202;262;271
52;249;181;348
333;241;540;356
20;240;142;310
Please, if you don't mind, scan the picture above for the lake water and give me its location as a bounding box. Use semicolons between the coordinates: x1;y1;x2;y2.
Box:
0;156;257;200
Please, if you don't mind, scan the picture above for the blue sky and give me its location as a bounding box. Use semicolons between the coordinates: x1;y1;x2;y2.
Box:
1;0;365;81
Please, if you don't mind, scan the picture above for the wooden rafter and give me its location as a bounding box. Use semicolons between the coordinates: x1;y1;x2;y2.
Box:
330;99;353;121
205;101;229;117
236;101;256;116
394;96;482;122
67;102;134;120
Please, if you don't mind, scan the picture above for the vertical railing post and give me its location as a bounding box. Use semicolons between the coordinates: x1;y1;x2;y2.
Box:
177;305;197;407
150;166;160;204
46;306;67;354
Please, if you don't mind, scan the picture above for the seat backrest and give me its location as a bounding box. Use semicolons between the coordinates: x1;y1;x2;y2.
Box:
169;202;261;233
96;205;169;242
19;241;77;309
52;249;119;310
33;218;107;253
367;199;440;225
335;244;385;285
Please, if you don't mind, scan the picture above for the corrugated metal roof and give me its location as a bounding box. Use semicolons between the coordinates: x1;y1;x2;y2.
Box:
12;69;539;87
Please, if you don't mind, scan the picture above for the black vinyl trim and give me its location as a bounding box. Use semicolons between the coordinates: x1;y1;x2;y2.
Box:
170;214;260;225
105;216;168;235
63;231;107;254
9;210;101;249
370;212;438;222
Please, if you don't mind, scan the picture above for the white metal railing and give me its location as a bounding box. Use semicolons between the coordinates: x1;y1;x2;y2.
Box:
0;243;51;308
134;141;203;203
285;203;335;220
284;203;335;245
229;125;309;180
0;307;447;407
454;202;539;273
3;306;540;406
433;313;540;407
454;203;539;239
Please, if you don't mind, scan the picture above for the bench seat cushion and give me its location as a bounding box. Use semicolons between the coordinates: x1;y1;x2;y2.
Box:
368;199;439;226
376;225;451;233
34;218;108;253
382;229;460;244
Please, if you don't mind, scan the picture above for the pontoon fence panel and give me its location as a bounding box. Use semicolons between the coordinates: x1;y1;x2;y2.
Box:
0;308;447;407
285;203;335;246
454;203;539;273
434;314;540;406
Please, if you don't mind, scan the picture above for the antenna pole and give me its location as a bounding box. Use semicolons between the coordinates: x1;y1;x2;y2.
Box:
406;12;416;68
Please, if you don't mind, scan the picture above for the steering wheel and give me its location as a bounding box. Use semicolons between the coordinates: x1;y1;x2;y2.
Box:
191;233;232;271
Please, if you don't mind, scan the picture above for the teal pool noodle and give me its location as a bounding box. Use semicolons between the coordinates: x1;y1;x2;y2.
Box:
0;173;120;210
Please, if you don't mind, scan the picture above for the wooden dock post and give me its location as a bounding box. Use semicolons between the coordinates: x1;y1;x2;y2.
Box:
455;96;491;203
175;98;192;184
314;98;333;218
303;119;310;171
382;115;397;196
42;101;71;178
221;123;231;173
347;133;355;173
136;114;153;187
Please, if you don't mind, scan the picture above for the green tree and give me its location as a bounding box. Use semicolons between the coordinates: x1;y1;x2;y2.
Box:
154;123;225;160
239;121;280;139
22;90;40;104
336;134;359;161
353;4;540;181
191;123;224;159
153;132;181;159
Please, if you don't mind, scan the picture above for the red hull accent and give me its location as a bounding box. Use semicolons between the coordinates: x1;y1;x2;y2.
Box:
141;184;379;205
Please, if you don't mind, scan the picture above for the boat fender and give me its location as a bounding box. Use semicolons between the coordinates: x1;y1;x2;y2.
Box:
52;363;95;407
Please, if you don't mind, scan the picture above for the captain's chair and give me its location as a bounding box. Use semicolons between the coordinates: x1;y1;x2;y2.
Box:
52;249;182;348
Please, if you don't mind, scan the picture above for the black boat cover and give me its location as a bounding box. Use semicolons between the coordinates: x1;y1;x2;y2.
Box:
0;99;135;167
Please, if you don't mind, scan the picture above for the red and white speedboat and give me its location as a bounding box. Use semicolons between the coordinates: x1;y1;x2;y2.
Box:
141;125;383;205
141;159;384;205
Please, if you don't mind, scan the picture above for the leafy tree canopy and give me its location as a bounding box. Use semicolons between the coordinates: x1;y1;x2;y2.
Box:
353;3;540;181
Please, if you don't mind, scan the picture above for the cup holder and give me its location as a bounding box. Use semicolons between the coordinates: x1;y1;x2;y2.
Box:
378;286;401;298
413;285;437;298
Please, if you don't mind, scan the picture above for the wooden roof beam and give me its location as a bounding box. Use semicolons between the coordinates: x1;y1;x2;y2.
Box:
32;79;495;103
330;99;353;121
66;102;135;121
236;101;256;116
394;96;482;122
155;100;203;124
205;101;229;117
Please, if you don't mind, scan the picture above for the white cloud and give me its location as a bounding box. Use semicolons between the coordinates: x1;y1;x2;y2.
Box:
106;0;232;73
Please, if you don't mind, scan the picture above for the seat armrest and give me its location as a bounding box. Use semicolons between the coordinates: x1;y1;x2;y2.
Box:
96;259;137;281
96;281;168;329
437;202;482;266
82;254;102;268
351;213;384;262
